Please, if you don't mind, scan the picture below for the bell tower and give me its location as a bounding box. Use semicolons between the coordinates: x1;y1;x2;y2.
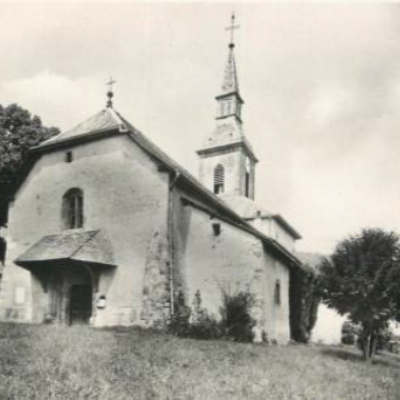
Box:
197;14;258;200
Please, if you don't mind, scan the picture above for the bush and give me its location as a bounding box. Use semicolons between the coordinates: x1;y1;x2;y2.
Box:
168;291;191;338
341;320;359;345
169;290;221;340
169;289;256;343
220;289;256;342
188;291;222;340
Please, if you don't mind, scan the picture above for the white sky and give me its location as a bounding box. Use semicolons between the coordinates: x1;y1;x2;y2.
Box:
1;2;400;254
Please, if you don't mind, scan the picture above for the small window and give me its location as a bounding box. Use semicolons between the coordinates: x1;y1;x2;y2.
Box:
63;188;84;229
65;151;73;163
214;164;225;194
212;222;221;236
274;280;281;305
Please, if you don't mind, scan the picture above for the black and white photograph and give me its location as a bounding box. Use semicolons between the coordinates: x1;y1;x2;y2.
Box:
1;1;400;398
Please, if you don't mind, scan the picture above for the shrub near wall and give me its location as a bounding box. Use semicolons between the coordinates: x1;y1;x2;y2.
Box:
220;289;255;342
169;289;256;342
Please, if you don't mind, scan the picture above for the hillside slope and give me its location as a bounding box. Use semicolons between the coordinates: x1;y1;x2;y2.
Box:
0;323;399;399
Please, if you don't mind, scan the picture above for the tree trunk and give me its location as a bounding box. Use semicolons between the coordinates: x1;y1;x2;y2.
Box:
363;334;372;362
362;321;375;362
371;335;377;359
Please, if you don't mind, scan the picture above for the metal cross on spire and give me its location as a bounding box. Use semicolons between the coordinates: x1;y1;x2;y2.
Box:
106;77;116;108
225;13;240;48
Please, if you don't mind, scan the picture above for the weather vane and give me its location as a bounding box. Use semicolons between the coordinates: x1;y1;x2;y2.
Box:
225;13;240;48
106;77;116;108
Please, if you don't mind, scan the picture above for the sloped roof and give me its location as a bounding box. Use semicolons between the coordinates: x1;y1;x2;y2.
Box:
272;214;302;240
15;229;115;268
30;107;302;269
220;195;271;219
40;108;125;147
221;195;301;240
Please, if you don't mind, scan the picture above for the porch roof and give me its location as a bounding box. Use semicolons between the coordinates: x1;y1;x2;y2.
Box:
15;229;115;268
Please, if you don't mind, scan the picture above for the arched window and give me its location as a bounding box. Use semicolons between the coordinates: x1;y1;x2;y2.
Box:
63;188;84;229
214;164;225;194
274;280;281;305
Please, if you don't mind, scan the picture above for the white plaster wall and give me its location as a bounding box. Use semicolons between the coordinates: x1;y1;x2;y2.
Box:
173;194;291;343
1;134;170;326
261;250;291;342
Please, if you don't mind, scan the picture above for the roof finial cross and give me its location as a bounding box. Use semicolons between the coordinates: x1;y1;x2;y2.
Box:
225;13;240;48
106;77;116;108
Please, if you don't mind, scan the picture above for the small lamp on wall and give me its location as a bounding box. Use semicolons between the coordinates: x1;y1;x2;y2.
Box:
97;295;107;309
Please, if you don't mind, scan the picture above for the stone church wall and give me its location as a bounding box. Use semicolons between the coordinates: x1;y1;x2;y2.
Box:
0;134;171;327
172;188;290;343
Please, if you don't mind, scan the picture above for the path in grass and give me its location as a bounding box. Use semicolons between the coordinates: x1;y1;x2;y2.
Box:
0;323;399;399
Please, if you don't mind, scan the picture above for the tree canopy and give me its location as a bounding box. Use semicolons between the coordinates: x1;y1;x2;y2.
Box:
319;228;400;360
0;104;59;227
289;263;320;343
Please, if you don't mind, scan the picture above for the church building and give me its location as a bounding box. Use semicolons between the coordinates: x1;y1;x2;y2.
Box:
0;16;302;343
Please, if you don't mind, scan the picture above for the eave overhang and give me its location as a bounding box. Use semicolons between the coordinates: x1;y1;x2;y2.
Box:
272;214;302;240
215;91;244;104
15;229;116;270
196;140;258;163
30;127;124;154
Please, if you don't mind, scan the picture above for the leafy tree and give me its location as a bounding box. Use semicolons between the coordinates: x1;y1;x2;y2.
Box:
319;228;400;361
0;103;59;227
290;264;320;343
356;321;392;355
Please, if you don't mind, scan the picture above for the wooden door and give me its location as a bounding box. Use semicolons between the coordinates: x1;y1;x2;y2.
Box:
69;285;92;325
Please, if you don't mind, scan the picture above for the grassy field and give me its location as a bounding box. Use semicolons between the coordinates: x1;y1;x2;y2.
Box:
0;323;399;399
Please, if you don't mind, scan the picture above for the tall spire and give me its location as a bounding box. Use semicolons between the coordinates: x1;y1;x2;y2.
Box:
221;46;239;94
222;13;240;95
197;13;257;200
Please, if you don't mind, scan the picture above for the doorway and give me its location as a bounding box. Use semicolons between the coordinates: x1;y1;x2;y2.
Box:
69;284;93;325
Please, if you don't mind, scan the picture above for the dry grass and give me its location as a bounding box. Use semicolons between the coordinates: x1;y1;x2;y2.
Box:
0;322;399;399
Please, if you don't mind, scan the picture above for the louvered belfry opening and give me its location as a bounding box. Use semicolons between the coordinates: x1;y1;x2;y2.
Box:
214;164;225;194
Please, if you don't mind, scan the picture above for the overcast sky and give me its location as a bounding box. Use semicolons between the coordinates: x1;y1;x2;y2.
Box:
1;2;400;254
